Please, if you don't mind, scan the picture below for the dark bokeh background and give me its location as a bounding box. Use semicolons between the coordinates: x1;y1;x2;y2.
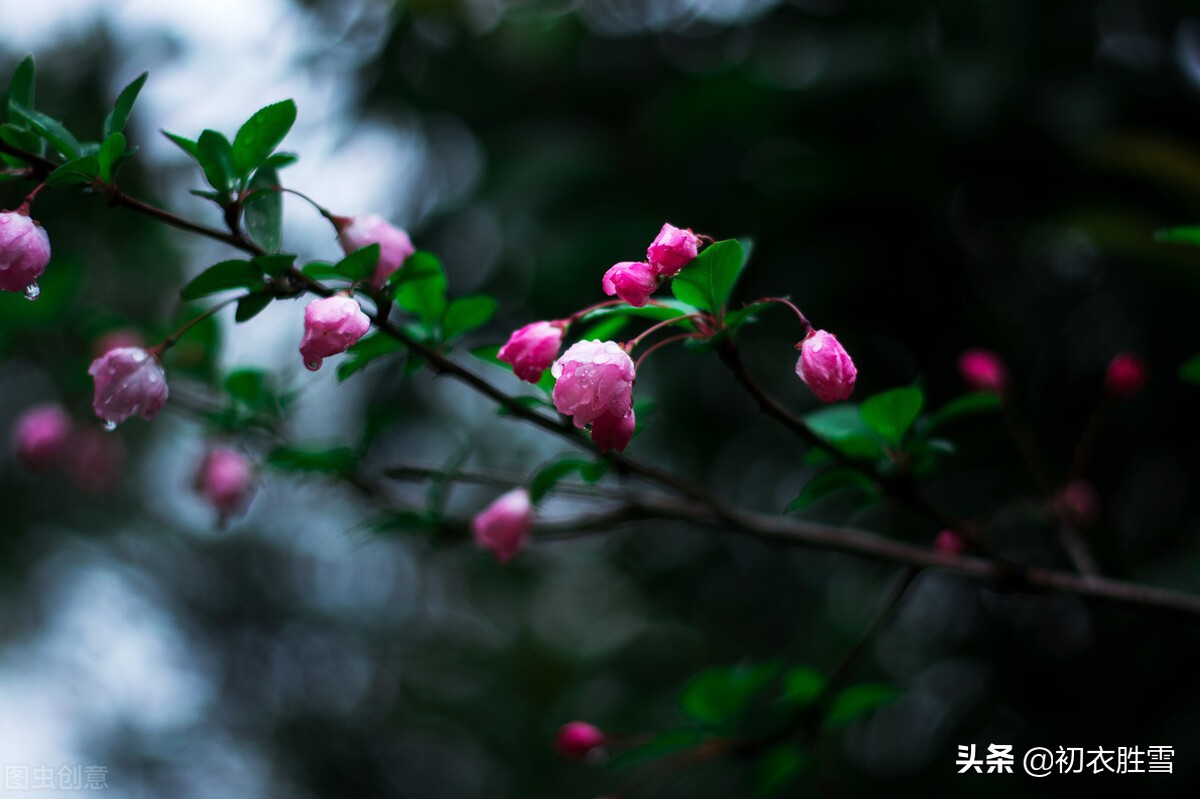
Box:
1;0;1199;796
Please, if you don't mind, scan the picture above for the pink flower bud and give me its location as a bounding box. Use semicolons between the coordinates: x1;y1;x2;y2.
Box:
0;210;50;295
1104;352;1146;399
196;446;256;523
555;721;606;759
68;427;126;493
299;295;371;371
601;261;659;308
88;347;169;426
13;403;71;471
498;320;566;383
957;349;1008;393
472;488;533;564
1055;479;1100;529
589;409;636;454
933;529;966;555
336;213;415;288
795;330;856;403
551;341;637;447
646;222;701;277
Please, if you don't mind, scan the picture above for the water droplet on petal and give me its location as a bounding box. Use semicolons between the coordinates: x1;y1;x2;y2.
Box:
101;419;117;432
23;283;39;301
305;360;321;372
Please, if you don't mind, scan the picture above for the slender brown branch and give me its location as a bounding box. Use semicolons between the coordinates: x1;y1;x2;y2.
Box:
12;138;1199;621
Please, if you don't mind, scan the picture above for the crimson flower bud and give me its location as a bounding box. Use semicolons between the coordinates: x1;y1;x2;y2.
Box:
336;213;415;288
646;222;701;277
552;341;637;450
196;446;256;524
601;261;659;308
93;329;144;357
933;529;966;555
795;330;856;403
13;403;71;471
0;210;50;296
472;488;533;564
498;320;566;383
1104;352;1146;399
1055;479;1100;529
88;347;168;426
300;296;371;371
68;427;126;493
555;721;606;759
957;349;1007;394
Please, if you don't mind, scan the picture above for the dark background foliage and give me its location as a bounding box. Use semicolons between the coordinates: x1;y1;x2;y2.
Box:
1;0;1199;796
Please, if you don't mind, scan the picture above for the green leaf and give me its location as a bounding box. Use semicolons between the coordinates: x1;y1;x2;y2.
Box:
336;332;405;382
180;260;263;300
528;457;604;503
102;72;147;138
245;166;283;252
725;299;773;333
925;392;1001;430
44;155;99;187
754;744;806;799
96;132;125;182
443;295;497;340
10;102;80;159
0;123;41;156
1154;226;1200;247
824;683;899;729
860;386;924;446
803;405;883;460
578;314;630;341
578;298;699;325
781;666;826;708
262;151;298;170
671;239;745;313
196;129;234;193
251;252;295;277
224;369;270;409
7;56;35;119
681;663;779;728
606;730;707;772
393;251;447;325
1179;353;1200;386
267;446;357;478
162;130;198;159
234;293;272;323
785;468;874;513
334;243;381;282
231;100;296;178
300;261;342;281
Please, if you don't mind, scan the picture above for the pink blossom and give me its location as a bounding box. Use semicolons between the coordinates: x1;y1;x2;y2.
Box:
551;341;637;450
88;347;169;425
472;489;533;564
601;261;659;307
336;213;415;287
1104;352;1146;399
589;409;636;453
13;403;71;471
957;349;1008;393
68;427;126;493
300;295;371;371
1056;479;1100;529
646;222;701;277
0;210;50;294
933;529;966;555
795;330;856;403
196;446;256;523
555;721;606;759
498;320;566;383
